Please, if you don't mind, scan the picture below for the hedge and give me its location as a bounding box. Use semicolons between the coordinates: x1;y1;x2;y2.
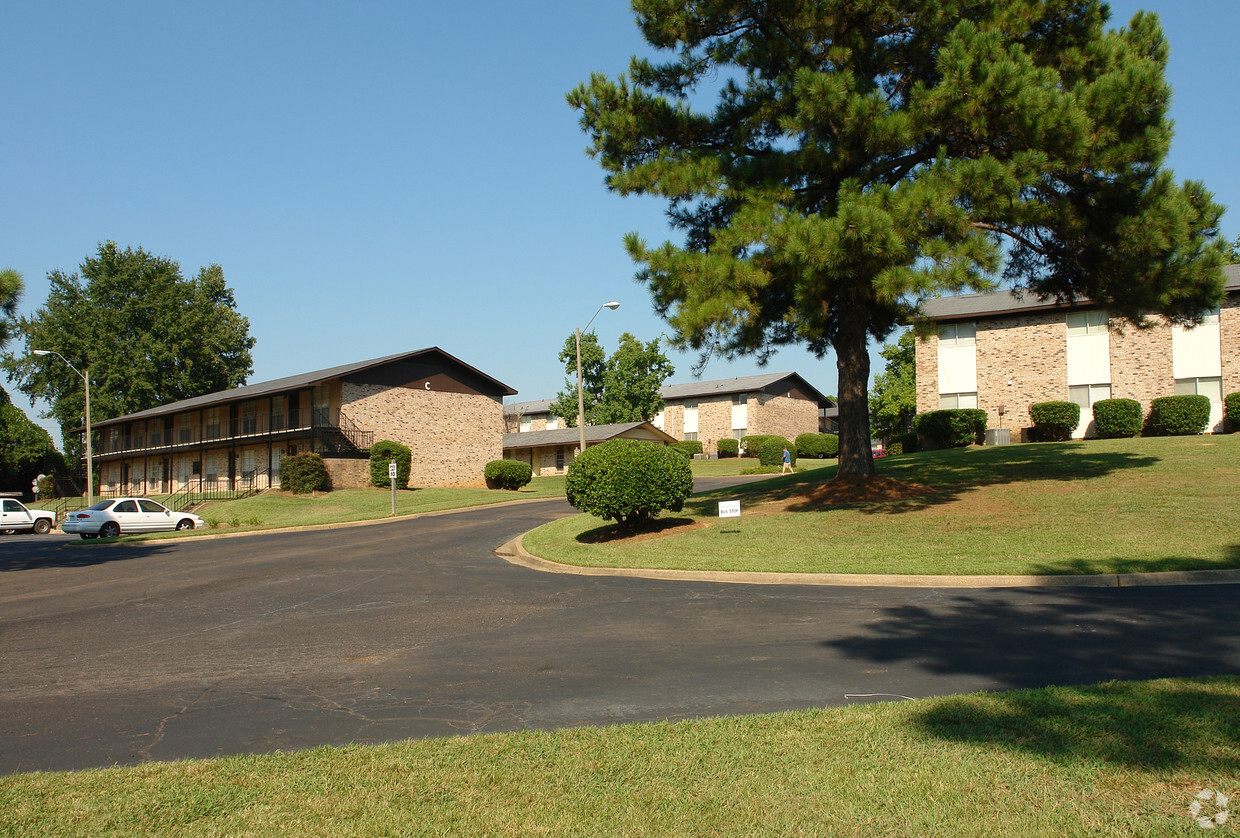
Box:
1145;395;1211;436
1226;392;1240;433
888;431;918;455
484;459;533;490
565;439;694;528
717;438;739;458
740;435;796;466
369;440;412;489
912;409;987;449
1091;398;1142;439
670;440;704;459
281;452;328;494
1029;401;1080;442
795;433;839;459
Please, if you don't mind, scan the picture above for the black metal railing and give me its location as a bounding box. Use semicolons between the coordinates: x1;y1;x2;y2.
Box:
337;409;374;451
165;467;272;513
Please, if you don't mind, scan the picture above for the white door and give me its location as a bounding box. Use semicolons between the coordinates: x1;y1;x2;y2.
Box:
109;499;144;533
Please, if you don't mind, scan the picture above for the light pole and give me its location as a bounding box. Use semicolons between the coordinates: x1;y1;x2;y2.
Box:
577;301;620;455
33;350;92;506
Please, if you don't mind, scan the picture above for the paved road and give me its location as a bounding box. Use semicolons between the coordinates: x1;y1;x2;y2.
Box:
2;496;1239;774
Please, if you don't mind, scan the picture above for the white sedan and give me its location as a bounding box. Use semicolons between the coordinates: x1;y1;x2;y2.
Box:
62;498;205;539
1;498;57;534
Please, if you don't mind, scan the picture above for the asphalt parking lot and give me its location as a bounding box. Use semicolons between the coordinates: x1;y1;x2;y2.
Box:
3;497;1239;775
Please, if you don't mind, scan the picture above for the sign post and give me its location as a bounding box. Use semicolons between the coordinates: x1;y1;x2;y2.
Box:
389;460;398;516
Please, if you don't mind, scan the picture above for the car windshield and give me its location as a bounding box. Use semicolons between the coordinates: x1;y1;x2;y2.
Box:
87;500;117;511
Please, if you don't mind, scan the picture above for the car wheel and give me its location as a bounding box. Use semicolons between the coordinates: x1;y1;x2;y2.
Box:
176;519;195;531
99;522;121;539
34;519;52;534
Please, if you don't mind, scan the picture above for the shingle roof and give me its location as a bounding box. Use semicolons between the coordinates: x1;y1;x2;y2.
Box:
92;347;515;427
502;421;676;449
505;371;832;416
921;264;1240;321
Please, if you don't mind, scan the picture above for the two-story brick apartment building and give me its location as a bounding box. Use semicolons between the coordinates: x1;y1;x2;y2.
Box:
915;265;1240;441
505;371;830;456
88;347;515;493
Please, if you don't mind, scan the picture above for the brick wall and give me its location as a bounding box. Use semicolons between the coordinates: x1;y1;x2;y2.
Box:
342;382;503;487
1222;297;1240;398
1108;315;1174;407
976;314;1067;442
322;457;371;489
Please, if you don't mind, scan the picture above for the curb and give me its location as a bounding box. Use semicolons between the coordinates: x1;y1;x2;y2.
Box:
495;535;1240;589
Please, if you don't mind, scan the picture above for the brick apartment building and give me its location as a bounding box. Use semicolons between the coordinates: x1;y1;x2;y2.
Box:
915;265;1240;441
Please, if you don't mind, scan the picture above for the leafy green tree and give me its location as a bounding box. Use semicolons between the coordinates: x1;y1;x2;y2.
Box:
0;268;22;350
0;386;67;492
3;242;255;456
550;331;674;426
1225;235;1240;264
869;330;917;440
569;1;1228;479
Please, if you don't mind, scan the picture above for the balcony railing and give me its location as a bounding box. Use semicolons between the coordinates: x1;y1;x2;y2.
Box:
95;406;337;457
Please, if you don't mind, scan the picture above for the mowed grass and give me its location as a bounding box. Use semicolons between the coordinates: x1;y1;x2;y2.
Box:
523;435;1240;576
3;677;1237;837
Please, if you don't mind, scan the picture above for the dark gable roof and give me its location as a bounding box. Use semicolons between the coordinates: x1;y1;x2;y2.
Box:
94;347;516;428
922;264;1240;322
502;421;677;449
506;372;832;417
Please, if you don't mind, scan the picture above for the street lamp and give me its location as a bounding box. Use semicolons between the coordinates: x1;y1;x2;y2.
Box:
33;350;92;506
577;301;620;455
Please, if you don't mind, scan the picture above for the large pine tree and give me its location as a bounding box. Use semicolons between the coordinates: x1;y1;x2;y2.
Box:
569;0;1227;478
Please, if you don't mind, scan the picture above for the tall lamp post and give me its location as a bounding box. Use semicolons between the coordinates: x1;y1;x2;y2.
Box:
577;301;620;455
33;350;92;506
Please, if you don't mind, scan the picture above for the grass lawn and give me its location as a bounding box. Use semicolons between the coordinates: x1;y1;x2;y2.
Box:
523;435;1240;576
3;677;1236;836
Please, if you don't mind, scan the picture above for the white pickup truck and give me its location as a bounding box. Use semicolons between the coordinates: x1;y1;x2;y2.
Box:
0;498;57;534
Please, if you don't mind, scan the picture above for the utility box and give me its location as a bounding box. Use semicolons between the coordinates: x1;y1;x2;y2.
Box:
985;428;1011;446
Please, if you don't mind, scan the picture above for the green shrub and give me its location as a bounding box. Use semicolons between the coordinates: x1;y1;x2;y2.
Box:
716;438;739;458
281;452;327;494
670;440;703;459
1091;398;1143;439
1225;392;1240;433
1145;395;1211;436
796;433;839;459
565;439;694;528
1028;401;1081;442
886;442;904;456
484;459;532;490
912;409;987;449
758;436;797;467
369;440;412;489
889;431;918;455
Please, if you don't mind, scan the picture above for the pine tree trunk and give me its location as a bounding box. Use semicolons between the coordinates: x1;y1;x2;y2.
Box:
834;320;877;480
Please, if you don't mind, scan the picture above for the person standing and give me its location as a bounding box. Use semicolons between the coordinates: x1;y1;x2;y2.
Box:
780;447;793;474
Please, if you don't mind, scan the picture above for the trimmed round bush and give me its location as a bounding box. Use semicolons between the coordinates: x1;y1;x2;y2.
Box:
1145;395;1211;436
1091;398;1142;439
795;433;839;459
370;440;412;489
754;436;796;467
912;409;987;449
1029;401;1080;442
889;431;918;455
281;452;327;494
1225;392;1240;433
716;438;739;458
670;440;703;459
565;439;694;528
484;459;532;490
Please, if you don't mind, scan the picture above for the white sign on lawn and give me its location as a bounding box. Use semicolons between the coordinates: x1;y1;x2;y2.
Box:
718;500;740;519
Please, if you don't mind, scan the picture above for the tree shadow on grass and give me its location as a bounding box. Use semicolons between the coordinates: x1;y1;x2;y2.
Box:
575;517;701;544
914;677;1240;771
689;442;1161;515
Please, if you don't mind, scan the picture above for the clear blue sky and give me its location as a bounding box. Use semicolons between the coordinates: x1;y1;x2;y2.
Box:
4;1;1237;444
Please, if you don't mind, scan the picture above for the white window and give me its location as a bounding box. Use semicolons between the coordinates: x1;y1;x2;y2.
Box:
1066;310;1109;336
938;392;978;410
519;415;532;433
546;415;559;431
652;409;665;431
731;393;748;432
1175;376;1223;401
241;450;256;479
732;428;746;440
939;322;976;346
1172;309;1222;381
1068;383;1112;409
683;401;699;436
